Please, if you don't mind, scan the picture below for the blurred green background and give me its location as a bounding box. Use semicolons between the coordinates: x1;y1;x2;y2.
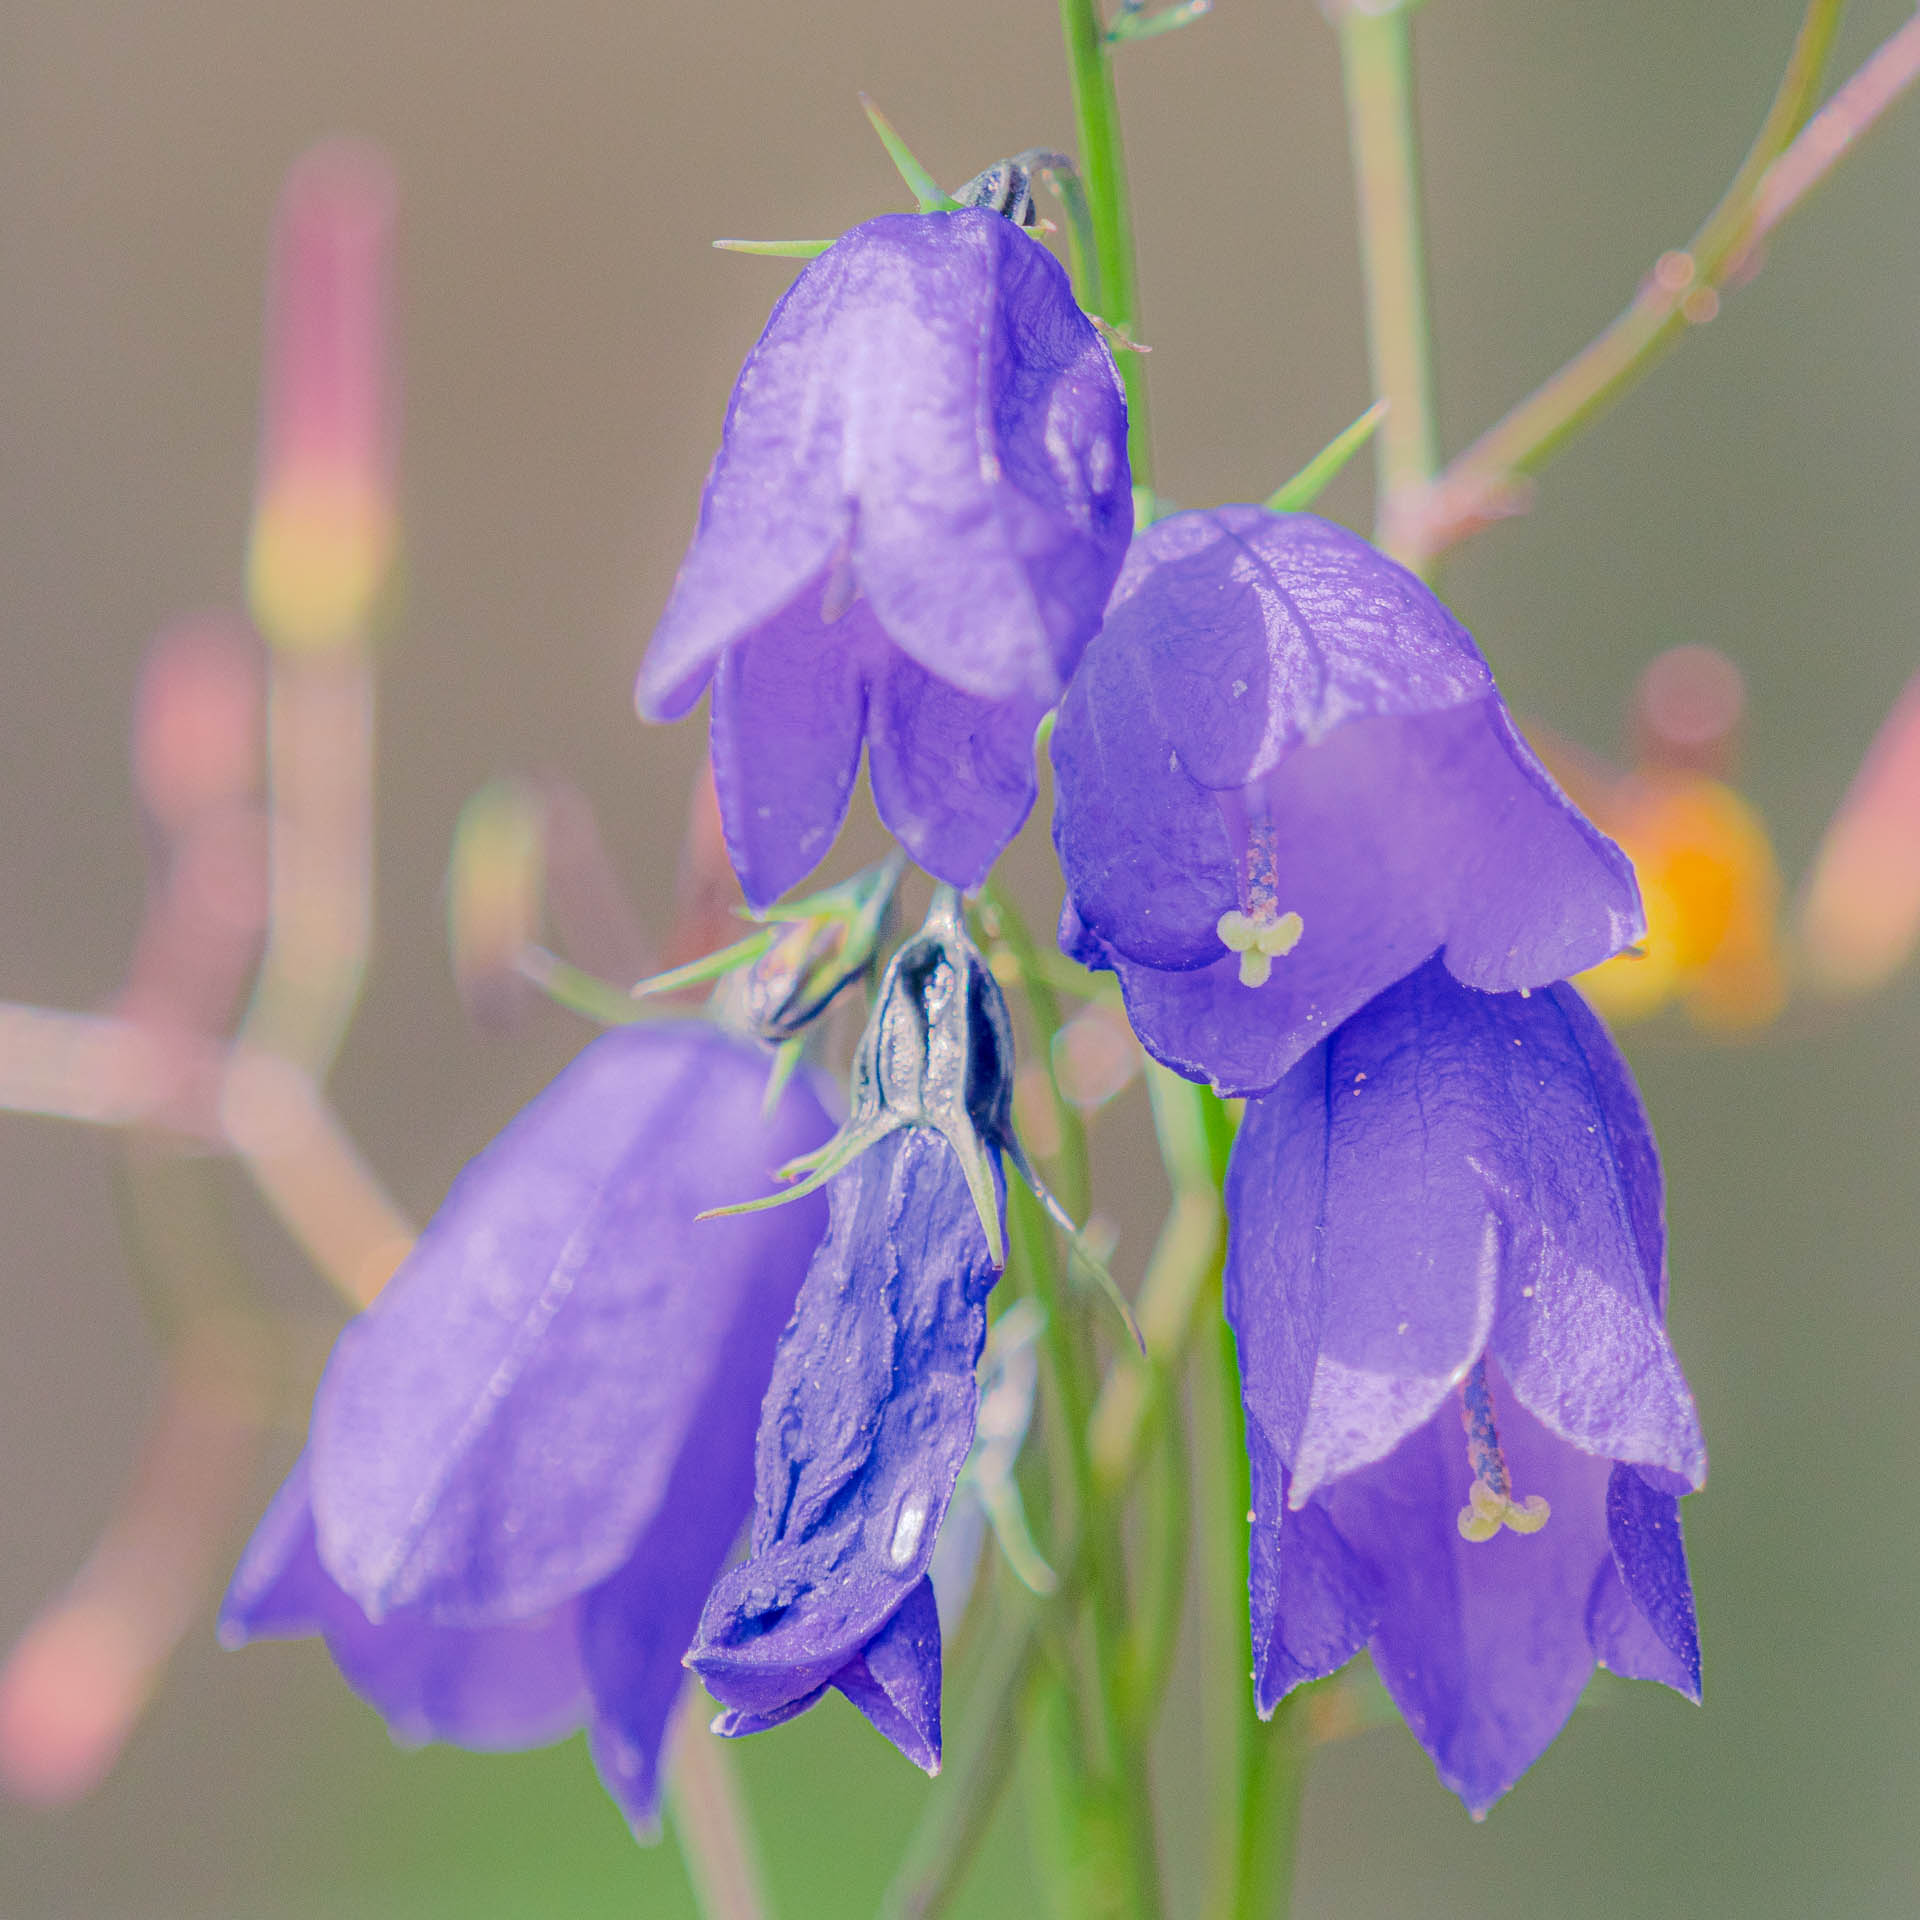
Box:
2;2;1917;1914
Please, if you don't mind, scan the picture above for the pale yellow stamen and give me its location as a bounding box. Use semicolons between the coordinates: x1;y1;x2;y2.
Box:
1217;908;1303;988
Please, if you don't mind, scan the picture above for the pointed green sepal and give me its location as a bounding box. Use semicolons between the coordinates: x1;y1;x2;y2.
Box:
697;884;1022;1265
696;1115;901;1227
713;237;836;258
759;1036;806;1122
1265;397;1390;513
1106;0;1213;45
518;947;651;1026
859;94;961;213
629;927;781;1001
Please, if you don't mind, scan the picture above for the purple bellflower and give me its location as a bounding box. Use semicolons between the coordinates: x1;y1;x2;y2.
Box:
1051;507;1644;1096
1225;959;1706;1814
637;209;1132;911
219;1021;833;1834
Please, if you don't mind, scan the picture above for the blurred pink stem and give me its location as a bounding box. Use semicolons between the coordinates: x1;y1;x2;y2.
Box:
669;1687;771;1920
239;654;374;1077
0;1004;412;1309
0;1313;276;1805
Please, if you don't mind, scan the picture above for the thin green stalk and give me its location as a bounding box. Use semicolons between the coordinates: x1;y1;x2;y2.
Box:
1058;0;1154;504
1333;0;1439;563
1228;1695;1311;1920
877;1583;1043;1920
1200;1312;1309;1920
1120;1366;1190;1730
980;884;1090;1219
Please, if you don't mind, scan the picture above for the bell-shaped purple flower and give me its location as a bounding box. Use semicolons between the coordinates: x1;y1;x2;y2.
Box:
686;1125;1002;1772
1052;507;1642;1096
638;209;1132;910
220;1022;833;1834
1224;960;1705;1815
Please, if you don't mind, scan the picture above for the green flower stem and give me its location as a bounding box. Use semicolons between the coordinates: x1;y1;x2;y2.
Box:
1331;0;1440;566
1058;0;1154;502
1119;1359;1191;1727
1226;1693;1311;1920
1398;0;1861;571
877;1581;1044;1920
980;884;1091;1220
1199;1311;1308;1920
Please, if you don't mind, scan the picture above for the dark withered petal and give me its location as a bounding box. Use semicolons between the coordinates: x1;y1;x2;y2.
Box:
688;1128;999;1771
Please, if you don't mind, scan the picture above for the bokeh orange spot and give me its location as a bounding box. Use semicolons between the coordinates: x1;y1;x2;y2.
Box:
1577;772;1787;1031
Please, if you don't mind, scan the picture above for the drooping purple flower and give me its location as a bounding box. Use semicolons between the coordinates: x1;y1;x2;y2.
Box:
220;1021;833;1834
638;209;1132;910
686;1124;1002;1773
1051;507;1643;1096
1224;958;1705;1814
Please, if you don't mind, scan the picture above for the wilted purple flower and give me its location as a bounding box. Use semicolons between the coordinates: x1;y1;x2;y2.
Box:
638;209;1132;910
1052;507;1642;1096
1225;959;1705;1814
687;1125;1002;1773
220;1022;832;1834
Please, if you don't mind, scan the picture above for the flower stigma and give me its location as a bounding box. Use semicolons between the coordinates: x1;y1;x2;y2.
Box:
1456;1358;1550;1542
1216;814;1303;987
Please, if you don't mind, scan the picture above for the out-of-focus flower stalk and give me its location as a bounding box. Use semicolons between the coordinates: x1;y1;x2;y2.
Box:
1056;0;1153;504
0;1301;277;1806
1326;0;1439;563
667;1689;770;1920
239;139;395;1079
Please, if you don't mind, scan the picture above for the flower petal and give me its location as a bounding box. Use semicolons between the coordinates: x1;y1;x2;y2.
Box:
309;1024;831;1624
579;1267;783;1837
866;654;1045;891
639;212;1129;719
635;271;852;721
1120;507;1493;791
824;1575;943;1775
1228;963;1512;1504
688;1128;996;1739
1249;1480;1380;1716
1051;608;1239;971
710;594;873;910
221;1458;588;1752
1598;1462;1701;1700
844;213;1129;703
1051;506;1642;1095
1329;1389;1612;1816
1485;986;1706;1488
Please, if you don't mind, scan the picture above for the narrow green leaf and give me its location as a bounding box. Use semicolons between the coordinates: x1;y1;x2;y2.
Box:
1265;397;1389;513
712;237;835;258
859;94;961;213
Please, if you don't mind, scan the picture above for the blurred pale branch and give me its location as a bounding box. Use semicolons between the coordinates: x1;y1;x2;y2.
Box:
1394;1;1920;569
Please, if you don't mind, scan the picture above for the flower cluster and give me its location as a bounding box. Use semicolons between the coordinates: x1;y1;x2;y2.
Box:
226;188;1705;1834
